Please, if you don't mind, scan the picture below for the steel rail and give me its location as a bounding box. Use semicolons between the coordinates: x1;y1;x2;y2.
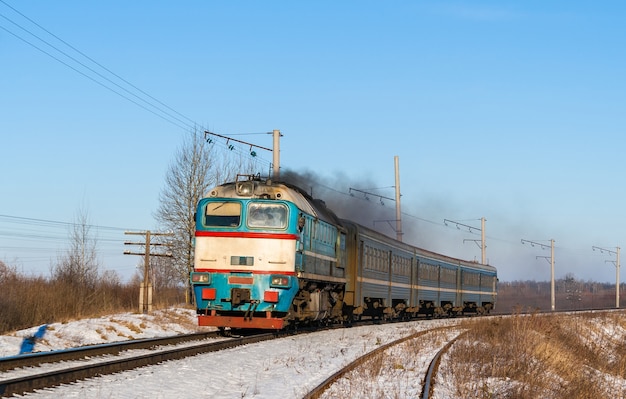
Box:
0;331;277;397
0;330;222;372
421;330;470;399
302;325;458;399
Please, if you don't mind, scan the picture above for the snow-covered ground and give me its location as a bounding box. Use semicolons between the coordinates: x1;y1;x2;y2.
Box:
0;309;460;398
0;308;204;358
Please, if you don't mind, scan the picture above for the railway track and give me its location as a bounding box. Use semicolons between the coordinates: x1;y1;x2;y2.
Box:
3;310;615;398
420;330;469;399
302;325;467;399
1;319;460;398
0;320;360;398
0;330;277;397
0;330;222;372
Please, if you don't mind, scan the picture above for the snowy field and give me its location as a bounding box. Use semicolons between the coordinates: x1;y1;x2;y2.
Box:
6;309;626;398
0;308;204;358
1;308;461;398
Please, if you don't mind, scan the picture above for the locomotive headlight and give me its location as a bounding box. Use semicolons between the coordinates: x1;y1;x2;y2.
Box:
236;181;254;196
270;275;290;288
190;272;211;284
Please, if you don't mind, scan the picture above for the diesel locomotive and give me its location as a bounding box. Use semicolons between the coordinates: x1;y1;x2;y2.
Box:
190;174;497;330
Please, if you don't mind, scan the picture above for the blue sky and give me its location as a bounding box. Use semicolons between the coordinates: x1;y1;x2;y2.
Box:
2;1;626;284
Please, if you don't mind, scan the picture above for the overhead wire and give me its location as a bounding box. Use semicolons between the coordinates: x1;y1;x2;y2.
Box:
0;3;275;273
0;3;602;277
0;2;419;247
0;1;275;170
0;0;197;128
0;214;136;268
0;1;198;132
0;22;190;131
297;176;536;253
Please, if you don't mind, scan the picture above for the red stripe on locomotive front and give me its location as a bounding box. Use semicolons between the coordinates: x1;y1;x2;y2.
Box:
195;231;299;240
194;269;297;275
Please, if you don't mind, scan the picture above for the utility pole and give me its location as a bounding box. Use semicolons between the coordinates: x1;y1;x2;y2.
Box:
444;218;486;264
394;156;402;242
350;157;403;240
481;217;485;264
124;231;173;314
592;246;620;308
272;129;281;180
522;238;555;311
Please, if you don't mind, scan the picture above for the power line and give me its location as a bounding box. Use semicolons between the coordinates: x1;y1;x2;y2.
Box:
0;23;193;131
0;2;274;171
0;213;146;272
0;12;192;129
0;2;196;131
0;214;139;260
0;214;135;231
0;0;197;127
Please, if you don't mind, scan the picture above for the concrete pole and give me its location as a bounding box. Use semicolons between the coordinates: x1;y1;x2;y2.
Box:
273;130;280;179
394;156;402;241
143;231;151;314
550;239;555;311
616;247;621;308
481;217;486;264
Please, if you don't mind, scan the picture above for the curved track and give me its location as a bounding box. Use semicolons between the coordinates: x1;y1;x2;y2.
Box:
303;325;465;399
421;330;469;399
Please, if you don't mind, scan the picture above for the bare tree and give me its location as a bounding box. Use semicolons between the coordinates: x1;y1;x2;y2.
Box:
155;132;214;301
149;256;179;290
52;207;99;286
0;260;17;282
51;206;100;312
155;130;258;302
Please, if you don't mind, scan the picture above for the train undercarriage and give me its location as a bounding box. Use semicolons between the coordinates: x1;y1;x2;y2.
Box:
198;278;494;331
285;278;495;327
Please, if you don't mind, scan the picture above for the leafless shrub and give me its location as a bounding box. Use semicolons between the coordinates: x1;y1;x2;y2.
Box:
0;262;185;334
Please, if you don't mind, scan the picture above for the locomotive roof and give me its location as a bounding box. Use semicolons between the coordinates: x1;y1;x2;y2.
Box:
206;176;342;225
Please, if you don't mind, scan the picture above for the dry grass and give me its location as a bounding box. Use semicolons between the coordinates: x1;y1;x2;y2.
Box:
0;268;187;334
448;311;626;398
151;307;198;330
325;312;626;398
321;328;456;399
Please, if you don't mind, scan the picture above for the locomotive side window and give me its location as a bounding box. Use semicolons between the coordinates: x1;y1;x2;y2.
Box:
247;203;288;229
204;201;241;227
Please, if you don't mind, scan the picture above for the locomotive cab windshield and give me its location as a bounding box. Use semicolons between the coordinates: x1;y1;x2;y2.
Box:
201;199;289;231
204;201;241;227
248;203;287;229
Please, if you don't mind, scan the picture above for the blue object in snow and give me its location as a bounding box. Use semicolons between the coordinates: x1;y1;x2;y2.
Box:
19;324;48;354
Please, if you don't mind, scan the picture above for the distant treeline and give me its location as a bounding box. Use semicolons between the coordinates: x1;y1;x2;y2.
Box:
497;277;623;313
